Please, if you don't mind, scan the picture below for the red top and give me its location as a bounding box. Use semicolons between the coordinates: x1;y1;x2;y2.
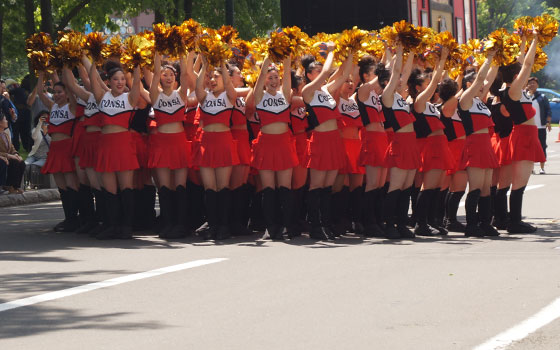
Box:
199;91;233;127
290;106;308;133
48;103;76;136
381;92;415;131
458;97;494;136
99;91;134;129
82;93;102;128
338;96;363;128
153;90;186;126
76;98;85;119
256;91;290;127
231;96;246;126
357;90;385;125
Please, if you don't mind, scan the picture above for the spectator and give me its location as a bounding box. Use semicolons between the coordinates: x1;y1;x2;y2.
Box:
0;149;7;194
8;79;33;152
27;77;52;121
526;77;552;174
0;79;18;137
0;112;25;194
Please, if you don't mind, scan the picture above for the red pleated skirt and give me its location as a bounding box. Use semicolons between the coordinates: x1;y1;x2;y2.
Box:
384;132;420;170
148;131;191;170
184;123;198;142
231;129;251;165
193;130;239;168
131;132;149;168
95;131;140;173
306;129;346;171
78;131;101;169
71;121;86;158
495;135;512;166
340;138;365;174
251;132;298;171
459;133;499;170
509;124;546;163
447;138;466;175
42;138;75;174
293;132;308;166
359;130;388;168
416;137;428;156
419;135;454;172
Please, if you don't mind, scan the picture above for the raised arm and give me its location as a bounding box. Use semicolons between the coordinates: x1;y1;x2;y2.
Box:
89;60;105;104
302;42;336;103
415;48;448;112
397;53;415;96
185;50;197;93
510;37;538;100
27;79;40;107
282;57;292;103
481;64;499;100
195;59;208;103
36;72;54;110
127;66;142;108
149;53;162;105
222;61;237;104
250;56;271;105
77;64;91;92
381;44;403;108
62;65;91;102
178;54;189;100
327;53;353;96
459;51;495;110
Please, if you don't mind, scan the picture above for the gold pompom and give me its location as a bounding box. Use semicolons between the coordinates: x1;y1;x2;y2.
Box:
166;25;186;58
153;23;169;54
483;28;520;66
335;26;368;63
52;31;85;69
305;32;337;63
102;35;124;59
198;28;233;69
359;32;385;60
217;25;238;44
392;20;422;51
25;32;53;74
83;32;107;66
513;16;535;39
231;39;252;66
532;46;548;72
121;34;154;71
534;13;559;46
283;26;309;62
267;28;292;62
180;19;202;51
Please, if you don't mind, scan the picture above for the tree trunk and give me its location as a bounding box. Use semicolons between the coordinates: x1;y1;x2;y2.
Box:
25;0;37;78
40;0;54;36
184;0;193;20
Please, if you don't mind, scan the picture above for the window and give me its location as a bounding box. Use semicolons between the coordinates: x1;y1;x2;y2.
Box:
411;0;419;26
421;11;429;27
456;18;464;44
464;0;472;40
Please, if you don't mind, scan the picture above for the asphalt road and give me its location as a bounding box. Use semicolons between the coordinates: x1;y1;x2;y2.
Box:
1;136;560;350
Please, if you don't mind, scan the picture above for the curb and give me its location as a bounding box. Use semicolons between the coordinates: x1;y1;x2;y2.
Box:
0;189;60;208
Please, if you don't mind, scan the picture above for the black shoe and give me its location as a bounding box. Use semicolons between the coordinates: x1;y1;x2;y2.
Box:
164;225;189;239
96;226;119;240
351;221;365;235
429;221;448;236
60;218;81;232
480;223;500;237
202;227;217;241
465;224;485;237
53;220;67;233
118;226;134;239
384;225;401;239
507;220;537;234
363;224;385;238
309;227;332;241
414;223;438;237
492;217;509;230
88;223;106;237
287;227;302;239
75;221;99;234
397;224;415;239
230;223;252;237
445;220;466;233
216;226;231;240
329;224;344;238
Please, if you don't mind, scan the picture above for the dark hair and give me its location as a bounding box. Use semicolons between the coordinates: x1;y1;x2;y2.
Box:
104;61;124;79
291;70;303;90
439;78;458;102
499;62;522;84
162;64;177;75
53;81;66;89
464;67;476;76
301;54;321;84
489;72;503;96
34;110;49;127
407;68;431;99
528;76;538;84
462;71;476;90
0;111;6;122
357;55;376;83
375;63;390;89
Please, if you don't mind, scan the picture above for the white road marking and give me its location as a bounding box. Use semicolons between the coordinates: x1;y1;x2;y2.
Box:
473;296;560;350
0;258;227;313
459;184;545;207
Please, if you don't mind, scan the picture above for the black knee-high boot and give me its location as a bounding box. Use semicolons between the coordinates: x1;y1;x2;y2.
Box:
383;189;401;239
143;185;157;230
202;189;219;240
158;186;176;238
414;189;439;236
54;188;68;232
230;185;251;236
349;186;364;235
320;186;337;238
492;186;509;230
167;185;189;238
429;188;447;230
216;188;232;240
60;188;80;232
92;188;105;224
278;186;293;239
479;196;499;236
307;188;330;240
262;187;280;240
330;189;345;236
363;188;385;237
76;184;97;233
507;186;536;233
397;187;415;238
409;186;421;227
119;188;135;239
187;181;206;231
445;191;466;232
249;189;266;232
490;186;497;218
96;190;120;240
376;184;388;228
287;186;304;238
465;189;484;237
338;186;351;233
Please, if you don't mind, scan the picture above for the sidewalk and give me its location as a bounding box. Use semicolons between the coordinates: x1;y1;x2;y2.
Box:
0;189;60;208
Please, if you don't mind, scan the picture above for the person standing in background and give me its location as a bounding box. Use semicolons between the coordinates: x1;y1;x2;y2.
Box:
8;79;33;152
526;77;551;174
0;79;18;138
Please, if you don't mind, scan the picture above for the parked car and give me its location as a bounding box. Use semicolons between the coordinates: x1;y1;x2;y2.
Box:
537;88;560;123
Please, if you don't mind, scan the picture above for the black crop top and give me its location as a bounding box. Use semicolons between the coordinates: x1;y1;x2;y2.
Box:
501;87;536;125
129;104;151;133
489;97;513;138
